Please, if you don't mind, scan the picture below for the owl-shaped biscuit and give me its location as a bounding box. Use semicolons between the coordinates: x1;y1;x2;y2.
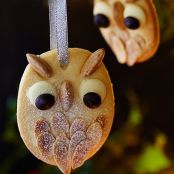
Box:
17;48;115;174
94;0;160;66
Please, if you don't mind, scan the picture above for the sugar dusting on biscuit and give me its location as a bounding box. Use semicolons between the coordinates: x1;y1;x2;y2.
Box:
72;139;92;169
60;80;74;112
37;132;55;156
51;112;70;137
70;118;87;138
69;131;86;155
18;48;115;174
35;119;50;136
53;134;71;174
34;113;104;174
95;115;106;129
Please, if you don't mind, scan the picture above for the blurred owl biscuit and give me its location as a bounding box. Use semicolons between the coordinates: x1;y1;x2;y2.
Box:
94;0;160;66
17;48;115;174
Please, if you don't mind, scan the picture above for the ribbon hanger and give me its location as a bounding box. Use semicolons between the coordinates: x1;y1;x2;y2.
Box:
49;0;69;67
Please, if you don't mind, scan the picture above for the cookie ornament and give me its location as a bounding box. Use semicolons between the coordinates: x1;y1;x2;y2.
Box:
93;0;160;66
17;1;115;174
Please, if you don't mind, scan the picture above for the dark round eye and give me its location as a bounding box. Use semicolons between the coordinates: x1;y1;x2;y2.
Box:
83;92;101;109
94;14;110;28
124;16;140;30
35;94;55;110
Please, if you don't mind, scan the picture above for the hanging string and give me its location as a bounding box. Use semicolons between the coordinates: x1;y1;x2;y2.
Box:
48;0;69;66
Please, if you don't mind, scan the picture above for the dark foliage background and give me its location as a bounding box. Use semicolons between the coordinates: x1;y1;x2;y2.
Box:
0;0;174;174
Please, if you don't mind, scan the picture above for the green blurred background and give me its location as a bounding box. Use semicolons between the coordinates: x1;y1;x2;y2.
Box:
1;0;174;173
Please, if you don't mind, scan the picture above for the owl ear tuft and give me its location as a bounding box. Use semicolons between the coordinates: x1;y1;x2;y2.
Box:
81;48;105;77
26;53;52;79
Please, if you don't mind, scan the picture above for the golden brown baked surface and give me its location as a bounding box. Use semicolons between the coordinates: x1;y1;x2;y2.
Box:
17;48;115;174
94;0;160;66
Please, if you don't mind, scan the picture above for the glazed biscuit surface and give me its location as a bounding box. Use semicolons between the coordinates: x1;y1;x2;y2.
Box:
17;48;115;174
94;0;160;66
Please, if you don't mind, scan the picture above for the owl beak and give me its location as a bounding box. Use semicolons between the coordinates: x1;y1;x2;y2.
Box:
60;80;74;112
113;2;126;30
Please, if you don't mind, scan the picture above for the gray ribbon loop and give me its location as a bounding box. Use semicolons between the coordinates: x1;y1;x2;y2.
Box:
49;0;69;66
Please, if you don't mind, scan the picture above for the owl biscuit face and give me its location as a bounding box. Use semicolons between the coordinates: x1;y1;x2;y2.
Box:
94;0;160;66
17;48;115;174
